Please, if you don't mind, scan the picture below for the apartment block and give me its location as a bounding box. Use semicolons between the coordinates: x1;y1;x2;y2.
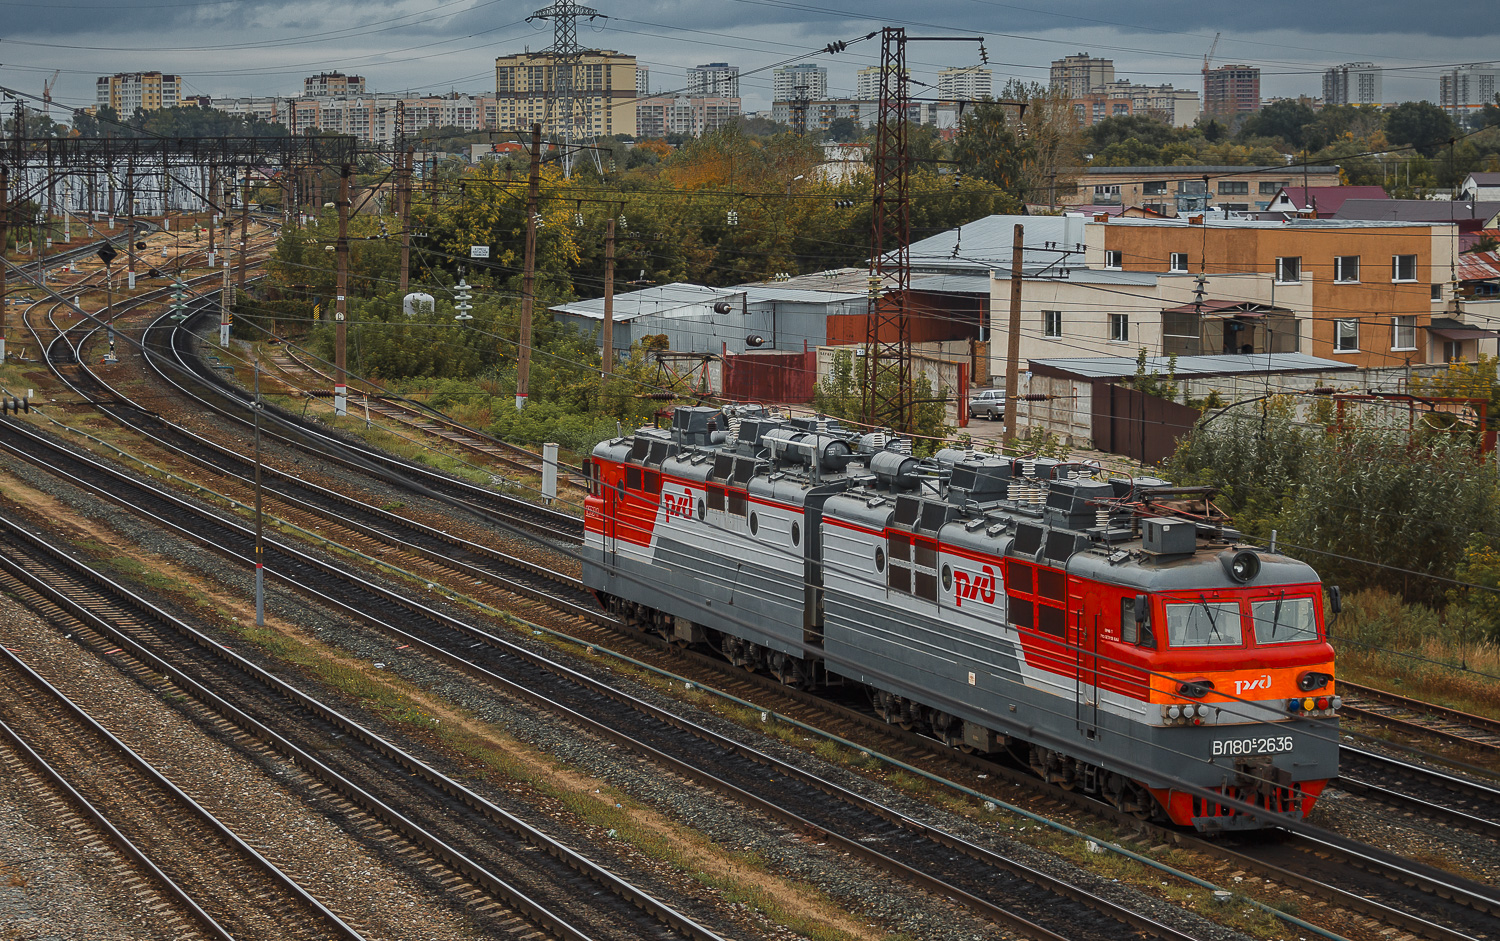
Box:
1049;53;1114;99
688;62;739;99
1440;63;1500;120
96;72;181;114
304;73;366;98
1203;64;1260;116
494;49;637;138
773;64;827;101
856;65;911;101
1322;62;1382;106
636;95;740;138
937;66;992;102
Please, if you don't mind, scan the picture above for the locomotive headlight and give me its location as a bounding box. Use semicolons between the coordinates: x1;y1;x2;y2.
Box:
1220;548;1262;583
1297;670;1332;693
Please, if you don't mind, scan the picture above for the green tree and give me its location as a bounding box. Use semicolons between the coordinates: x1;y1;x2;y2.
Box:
824;116;863;143
1385;101;1459;158
1238;99;1316;149
812;349;952;455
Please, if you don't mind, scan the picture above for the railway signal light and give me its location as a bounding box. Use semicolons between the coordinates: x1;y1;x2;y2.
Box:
96;244;117;265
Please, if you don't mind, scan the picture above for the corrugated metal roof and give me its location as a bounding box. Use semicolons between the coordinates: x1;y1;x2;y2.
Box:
551;283;733;322
1457;250;1500;282
552;281;862;322
1028;353;1356;380
908;274;992;295
906;214;1088;271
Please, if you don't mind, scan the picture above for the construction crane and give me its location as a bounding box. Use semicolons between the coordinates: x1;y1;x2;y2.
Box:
1203;32;1220;74
42;70;59;118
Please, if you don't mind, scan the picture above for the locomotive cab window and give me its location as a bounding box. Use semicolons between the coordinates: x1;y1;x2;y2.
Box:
1250;596;1318;645
707;485;726;511
1121;596;1154;646
1165;601;1242;647
642;470;662;495
625;466;643;491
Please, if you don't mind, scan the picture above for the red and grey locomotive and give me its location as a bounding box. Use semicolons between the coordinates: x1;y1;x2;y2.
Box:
582;406;1339;831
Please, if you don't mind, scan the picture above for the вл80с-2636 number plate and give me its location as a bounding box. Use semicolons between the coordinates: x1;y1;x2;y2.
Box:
1212;735;1293;757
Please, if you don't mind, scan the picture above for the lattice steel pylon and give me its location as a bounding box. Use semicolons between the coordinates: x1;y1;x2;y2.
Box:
860;27;914;434
527;0;605;178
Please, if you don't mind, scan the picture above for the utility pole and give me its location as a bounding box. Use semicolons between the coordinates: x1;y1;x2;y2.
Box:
334;163;350;416
238;172;249;295
398;148;413;294
207;159;217;262
253;362;265;627
1;166;9;364
126;159;137;290
220;265;232;347
1002;223;1024;443
601;210;616;377
515;123;541;409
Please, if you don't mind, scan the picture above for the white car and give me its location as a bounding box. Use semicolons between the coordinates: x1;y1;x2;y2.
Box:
969;389;1005;421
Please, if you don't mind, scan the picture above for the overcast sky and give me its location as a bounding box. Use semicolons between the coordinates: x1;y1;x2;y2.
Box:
1;0;1496;115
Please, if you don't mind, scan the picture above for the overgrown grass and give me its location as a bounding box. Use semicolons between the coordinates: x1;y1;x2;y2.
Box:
1331;589;1500;720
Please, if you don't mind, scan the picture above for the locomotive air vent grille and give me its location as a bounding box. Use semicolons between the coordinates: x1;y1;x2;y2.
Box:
1014;523;1044;556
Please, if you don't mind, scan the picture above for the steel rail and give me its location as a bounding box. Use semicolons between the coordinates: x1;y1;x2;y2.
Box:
0;510;720;941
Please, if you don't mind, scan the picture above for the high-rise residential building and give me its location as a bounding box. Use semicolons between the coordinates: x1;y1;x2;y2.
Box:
1322;62;1382;106
856;65;912;101
1049;54;1114;98
96;72;181;114
1203;64;1260;116
494;49;637;137
773;63;827;101
937;66;993;101
636;64;650;96
688;62;739;98
1440;63;1500;120
636;95;740;138
303;72;366;98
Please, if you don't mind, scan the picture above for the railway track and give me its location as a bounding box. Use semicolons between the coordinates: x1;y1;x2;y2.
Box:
0;412;1214;941
0;592;364;941
1334;746;1500;839
0;512;720;941
1338;679;1500;757
37;231;1500;941
269;342;589;493
149;304;584;542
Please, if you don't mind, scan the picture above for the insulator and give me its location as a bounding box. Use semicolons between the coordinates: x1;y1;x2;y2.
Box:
1023;458;1036;478
1008;481;1024;501
728;416;742;440
1096;507;1109;529
898;438;913;455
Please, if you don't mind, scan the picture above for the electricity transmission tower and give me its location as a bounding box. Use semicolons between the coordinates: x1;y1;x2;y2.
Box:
859;26;983;435
526;0;606;178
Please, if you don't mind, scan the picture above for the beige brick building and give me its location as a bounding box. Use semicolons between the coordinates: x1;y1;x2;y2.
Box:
494;50;636;137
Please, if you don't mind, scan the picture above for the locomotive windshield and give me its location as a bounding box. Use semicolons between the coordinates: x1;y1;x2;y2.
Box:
1250;596;1318;644
1165;600;1243;647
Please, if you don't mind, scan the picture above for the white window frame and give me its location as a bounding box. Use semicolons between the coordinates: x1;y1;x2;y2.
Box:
1334;319;1360;353
1104;250;1122;270
1275;256;1301;284
1334;256;1360;283
1392;254;1418;283
1169;252;1188;273
1391;316;1417;351
1109;314;1129;342
1042;310;1062;338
